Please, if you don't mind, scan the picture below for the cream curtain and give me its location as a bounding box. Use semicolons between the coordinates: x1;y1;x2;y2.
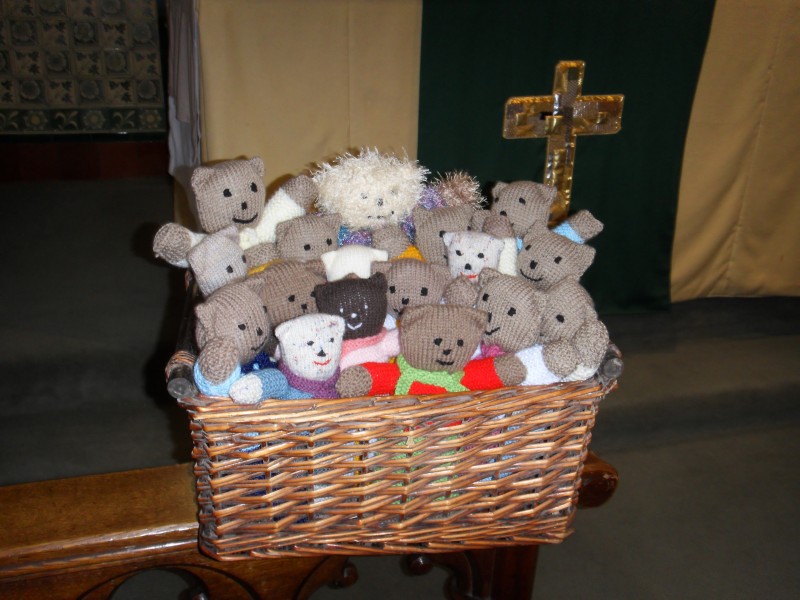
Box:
196;0;422;190
671;0;800;300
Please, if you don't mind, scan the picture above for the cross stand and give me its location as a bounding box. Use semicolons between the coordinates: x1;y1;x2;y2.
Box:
503;60;624;222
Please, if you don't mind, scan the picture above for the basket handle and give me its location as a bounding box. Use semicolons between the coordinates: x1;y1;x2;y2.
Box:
165;274;199;399
597;342;623;391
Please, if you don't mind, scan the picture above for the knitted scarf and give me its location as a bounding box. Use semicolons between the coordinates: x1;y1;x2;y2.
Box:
394;354;467;395
278;361;340;398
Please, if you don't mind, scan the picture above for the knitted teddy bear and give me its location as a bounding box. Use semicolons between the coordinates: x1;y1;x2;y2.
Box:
412;204;476;265
274;213;342;262
185;225;247;297
153;158;316;270
442;230;505;281
371;258;452;326
517;210;604;290
489;180;557;239
230;313;346;403
335;304;526;398
533;278;609;382
473;268;547;357
192;278;277;397
314;273;400;369
312;148;429;248
253;260;327;327
320;245;389;281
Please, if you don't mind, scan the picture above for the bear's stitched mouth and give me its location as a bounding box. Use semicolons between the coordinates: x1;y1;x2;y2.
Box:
485;327;500;336
233;213;259;224
463;273;478;280
313;358;332;366
347;321;363;331
519;269;543;282
436;359;455;366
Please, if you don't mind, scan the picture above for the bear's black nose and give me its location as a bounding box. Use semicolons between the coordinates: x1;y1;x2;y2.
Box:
401;298;409;305
442;348;452;356
464;263;472;271
256;327;263;336
241;201;248;210
487;312;493;323
317;349;326;357
529;260;538;269
301;303;308;311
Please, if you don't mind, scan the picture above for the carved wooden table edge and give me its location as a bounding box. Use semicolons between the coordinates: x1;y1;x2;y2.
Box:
0;452;617;599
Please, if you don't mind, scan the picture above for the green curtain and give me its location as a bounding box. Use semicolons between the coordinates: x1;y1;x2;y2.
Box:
418;0;716;313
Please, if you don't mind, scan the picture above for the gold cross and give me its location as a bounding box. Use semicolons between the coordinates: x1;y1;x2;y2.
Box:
502;60;624;222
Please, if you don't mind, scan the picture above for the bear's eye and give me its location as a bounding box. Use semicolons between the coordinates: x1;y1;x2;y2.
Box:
304;244;311;251
250;182;258;193
238;323;246;330
326;238;333;246
223;188;232;198
482;293;489;301
477;253;484;259
456;250;463;256
439;230;445;237
263;305;268;313
329;337;334;343
457;339;464;347
525;244;531;251
554;256;562;264
241;255;247;263
434;338;443;346
225;265;233;273
518;197;526;205
288;295;296;302
499;210;507;216
307;340;314;346
556;314;565;323
507;307;516;316
360;193;368;200
420;287;428;296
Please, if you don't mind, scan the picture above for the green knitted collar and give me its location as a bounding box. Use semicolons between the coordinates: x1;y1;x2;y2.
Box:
395;354;467;395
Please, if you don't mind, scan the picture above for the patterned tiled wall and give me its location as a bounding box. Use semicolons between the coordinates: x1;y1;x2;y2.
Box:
0;0;166;135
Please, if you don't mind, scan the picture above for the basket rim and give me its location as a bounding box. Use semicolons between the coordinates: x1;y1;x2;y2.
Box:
178;375;616;425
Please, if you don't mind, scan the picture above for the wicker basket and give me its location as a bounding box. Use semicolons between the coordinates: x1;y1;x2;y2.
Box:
178;373;615;560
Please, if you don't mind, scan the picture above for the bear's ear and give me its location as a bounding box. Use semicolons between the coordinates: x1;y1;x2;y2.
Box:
275;219;293;243
371;260;392;276
369;271;388;292
430;264;452;286
305;258;328;278
219;224;239;242
464;307;490;331
491;181;508;200
412;205;431;225
190;166;215;192
322;213;343;230
442;231;455;248
313;282;332;311
274;319;292;342
248;156;265;177
478;267;501;287
243;276;266;298
521;219;548;242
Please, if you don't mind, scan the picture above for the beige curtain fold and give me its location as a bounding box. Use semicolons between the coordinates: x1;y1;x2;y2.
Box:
671;0;800;300
196;0;422;190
